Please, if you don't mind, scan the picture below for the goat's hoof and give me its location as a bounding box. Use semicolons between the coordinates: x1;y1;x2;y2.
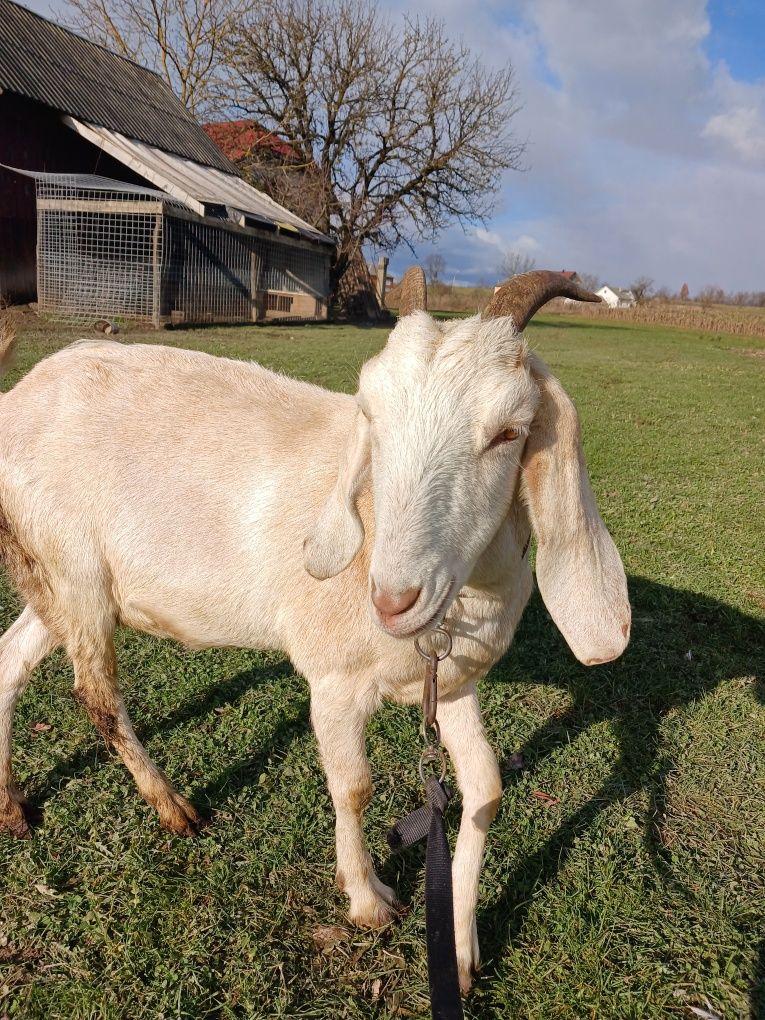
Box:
0;792;39;839
458;958;475;997
349;879;402;928
456;922;480;996
156;792;208;837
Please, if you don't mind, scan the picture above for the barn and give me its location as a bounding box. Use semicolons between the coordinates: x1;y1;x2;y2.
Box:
0;0;334;324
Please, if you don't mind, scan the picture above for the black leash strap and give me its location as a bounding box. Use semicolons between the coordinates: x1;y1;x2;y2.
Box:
425;778;463;1019
386;628;464;1020
387;779;463;1019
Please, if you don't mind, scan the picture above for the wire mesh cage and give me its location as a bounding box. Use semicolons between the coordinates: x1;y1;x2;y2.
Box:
35;174;172;323
32;173;330;325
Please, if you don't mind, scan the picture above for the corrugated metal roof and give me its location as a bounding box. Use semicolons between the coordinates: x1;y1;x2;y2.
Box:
66;118;334;245
0;0;236;174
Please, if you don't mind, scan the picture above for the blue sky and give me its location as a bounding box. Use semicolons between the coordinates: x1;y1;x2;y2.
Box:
18;0;765;293
706;0;765;81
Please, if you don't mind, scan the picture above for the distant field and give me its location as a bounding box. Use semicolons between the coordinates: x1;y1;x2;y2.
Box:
548;298;765;338
0;311;763;1019
386;281;765;339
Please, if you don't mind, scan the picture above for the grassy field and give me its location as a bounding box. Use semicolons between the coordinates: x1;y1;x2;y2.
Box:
0;312;763;1019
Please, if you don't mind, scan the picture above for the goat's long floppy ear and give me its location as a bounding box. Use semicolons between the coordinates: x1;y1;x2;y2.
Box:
481;270;626;663
303;410;370;579
521;354;631;665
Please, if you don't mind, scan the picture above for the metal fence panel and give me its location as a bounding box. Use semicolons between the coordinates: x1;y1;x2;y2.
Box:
33;173;330;325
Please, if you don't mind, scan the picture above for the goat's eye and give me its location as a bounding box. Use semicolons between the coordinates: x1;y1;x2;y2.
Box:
488;427;521;449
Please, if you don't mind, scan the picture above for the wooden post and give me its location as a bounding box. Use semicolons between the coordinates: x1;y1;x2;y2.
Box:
250;250;262;321
376;256;389;308
151;213;162;328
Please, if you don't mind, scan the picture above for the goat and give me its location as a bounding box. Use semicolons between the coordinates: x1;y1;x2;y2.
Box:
0;271;630;993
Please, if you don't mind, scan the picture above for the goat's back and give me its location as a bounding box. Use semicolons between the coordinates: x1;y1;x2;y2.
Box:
0;340;360;651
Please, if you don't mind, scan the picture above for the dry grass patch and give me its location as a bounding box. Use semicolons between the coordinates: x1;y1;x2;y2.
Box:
540;297;765;339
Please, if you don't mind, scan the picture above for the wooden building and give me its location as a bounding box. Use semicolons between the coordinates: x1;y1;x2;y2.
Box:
0;0;333;323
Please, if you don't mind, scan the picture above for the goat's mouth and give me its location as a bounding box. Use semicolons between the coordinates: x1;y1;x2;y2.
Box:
374;577;458;639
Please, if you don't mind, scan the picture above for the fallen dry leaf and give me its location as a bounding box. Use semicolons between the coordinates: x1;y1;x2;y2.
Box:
311;924;349;950
531;790;561;805
30;722;52;733
34;883;59;898
686;1007;722;1020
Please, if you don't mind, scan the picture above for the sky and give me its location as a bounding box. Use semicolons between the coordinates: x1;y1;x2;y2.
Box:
17;0;765;293
385;0;765;293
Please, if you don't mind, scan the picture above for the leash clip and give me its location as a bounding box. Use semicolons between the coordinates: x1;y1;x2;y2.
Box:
418;744;447;784
415;625;451;783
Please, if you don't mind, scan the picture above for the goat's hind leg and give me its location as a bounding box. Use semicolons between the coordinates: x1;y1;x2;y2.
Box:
0;606;58;836
69;624;205;835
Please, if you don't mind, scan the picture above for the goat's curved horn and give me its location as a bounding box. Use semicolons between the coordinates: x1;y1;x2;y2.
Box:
482;271;601;332
398;266;428;316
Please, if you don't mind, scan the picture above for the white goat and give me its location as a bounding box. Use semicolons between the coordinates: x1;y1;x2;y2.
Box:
0;271;630;992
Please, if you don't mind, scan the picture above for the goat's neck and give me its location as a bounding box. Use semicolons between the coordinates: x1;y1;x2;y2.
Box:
464;497;531;598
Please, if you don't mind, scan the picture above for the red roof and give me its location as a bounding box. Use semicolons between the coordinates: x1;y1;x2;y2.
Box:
559;270;578;280
202;119;300;163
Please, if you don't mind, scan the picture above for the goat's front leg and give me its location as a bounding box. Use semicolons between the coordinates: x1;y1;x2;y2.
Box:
310;679;399;927
437;683;502;995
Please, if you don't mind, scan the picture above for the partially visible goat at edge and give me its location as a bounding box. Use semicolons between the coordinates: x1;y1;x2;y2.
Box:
0;272;630;993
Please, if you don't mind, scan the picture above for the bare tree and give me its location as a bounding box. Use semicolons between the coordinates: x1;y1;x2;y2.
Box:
679;282;689;301
630;276;654;304
578;272;600;293
423;254;446;285
729;290;765;306
501;251;536;279
696;284;725;306
222;0;524;295
63;0;243;117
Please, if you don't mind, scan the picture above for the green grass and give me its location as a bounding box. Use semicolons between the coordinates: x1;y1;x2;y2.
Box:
1;313;763;1020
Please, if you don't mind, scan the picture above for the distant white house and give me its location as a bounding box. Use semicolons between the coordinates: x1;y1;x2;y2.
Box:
596;285;636;308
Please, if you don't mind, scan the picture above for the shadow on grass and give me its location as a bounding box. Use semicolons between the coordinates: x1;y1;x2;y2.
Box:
30;657;304;815
191;686;310;813
753;939;765;1020
753;669;765;1020
17;574;764;1009
165;319;392;334
473;575;763;1010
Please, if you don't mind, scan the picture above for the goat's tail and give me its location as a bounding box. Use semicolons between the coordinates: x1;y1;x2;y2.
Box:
0;315;16;381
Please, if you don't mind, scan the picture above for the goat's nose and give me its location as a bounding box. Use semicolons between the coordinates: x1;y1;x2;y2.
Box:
371;582;421;618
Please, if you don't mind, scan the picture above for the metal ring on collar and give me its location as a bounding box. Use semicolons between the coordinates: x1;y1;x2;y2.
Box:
414;625;453;662
421;719;441;745
418;745;447;784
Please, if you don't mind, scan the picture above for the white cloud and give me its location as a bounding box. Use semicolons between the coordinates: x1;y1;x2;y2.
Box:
703;106;765;162
472;229;540;256
701;65;765;164
386;0;765;292
472;228;507;253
